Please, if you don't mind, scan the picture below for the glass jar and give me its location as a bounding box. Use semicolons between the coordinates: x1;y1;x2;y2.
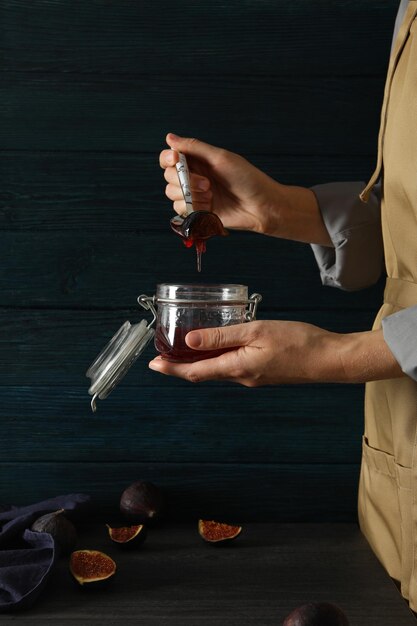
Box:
87;283;261;411
149;284;261;362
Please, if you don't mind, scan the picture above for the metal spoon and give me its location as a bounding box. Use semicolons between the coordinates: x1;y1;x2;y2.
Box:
170;153;227;271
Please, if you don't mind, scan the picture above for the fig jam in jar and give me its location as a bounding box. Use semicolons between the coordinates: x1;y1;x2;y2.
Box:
153;284;261;362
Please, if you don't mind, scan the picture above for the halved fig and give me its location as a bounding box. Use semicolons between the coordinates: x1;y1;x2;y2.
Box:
69;550;116;587
106;523;147;549
198;519;242;544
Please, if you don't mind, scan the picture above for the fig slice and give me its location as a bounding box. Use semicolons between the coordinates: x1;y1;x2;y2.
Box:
69;550;116;586
106;523;147;548
198;519;242;544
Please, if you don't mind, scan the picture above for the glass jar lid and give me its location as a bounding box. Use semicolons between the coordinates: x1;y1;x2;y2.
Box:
156;283;248;302
86;319;155;412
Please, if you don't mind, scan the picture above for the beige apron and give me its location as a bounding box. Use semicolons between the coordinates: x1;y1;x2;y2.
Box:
360;1;417;609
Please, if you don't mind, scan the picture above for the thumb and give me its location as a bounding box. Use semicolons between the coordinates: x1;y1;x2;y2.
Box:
186;325;249;351
166;133;221;160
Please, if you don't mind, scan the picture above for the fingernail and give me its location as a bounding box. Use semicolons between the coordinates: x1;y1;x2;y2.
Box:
149;360;161;371
167;151;175;165
197;178;209;191
186;331;202;348
168;133;180;141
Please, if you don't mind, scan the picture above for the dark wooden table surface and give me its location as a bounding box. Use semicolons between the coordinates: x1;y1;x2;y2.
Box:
3;523;416;625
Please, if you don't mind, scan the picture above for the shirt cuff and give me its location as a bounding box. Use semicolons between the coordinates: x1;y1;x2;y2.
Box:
310;181;383;291
382;306;417;381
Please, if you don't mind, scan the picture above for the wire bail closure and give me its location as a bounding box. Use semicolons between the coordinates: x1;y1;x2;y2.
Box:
138;292;262;323
137;294;157;327
245;293;262;321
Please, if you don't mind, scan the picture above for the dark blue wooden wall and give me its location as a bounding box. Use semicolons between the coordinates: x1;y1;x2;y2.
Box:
0;1;398;520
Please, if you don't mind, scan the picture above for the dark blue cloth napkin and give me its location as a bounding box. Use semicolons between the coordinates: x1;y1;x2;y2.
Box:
0;493;91;612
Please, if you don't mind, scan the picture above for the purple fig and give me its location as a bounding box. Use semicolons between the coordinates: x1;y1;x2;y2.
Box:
120;481;165;525
31;509;78;554
283;602;349;626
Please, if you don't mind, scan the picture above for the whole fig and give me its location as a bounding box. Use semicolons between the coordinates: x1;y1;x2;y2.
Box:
31;509;78;555
283;602;349;626
120;481;165;525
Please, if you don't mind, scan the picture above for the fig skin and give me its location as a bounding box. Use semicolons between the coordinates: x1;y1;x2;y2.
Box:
120;481;165;526
283;602;349;626
31;509;78;555
106;523;147;549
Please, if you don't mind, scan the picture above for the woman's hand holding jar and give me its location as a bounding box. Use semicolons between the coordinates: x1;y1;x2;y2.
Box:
149;320;402;386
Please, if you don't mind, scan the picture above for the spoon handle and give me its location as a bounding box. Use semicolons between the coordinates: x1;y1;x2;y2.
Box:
176;152;194;216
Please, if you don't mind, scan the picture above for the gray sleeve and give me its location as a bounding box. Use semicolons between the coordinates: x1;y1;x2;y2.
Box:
382;306;417;381
310;181;383;291
311;177;417;381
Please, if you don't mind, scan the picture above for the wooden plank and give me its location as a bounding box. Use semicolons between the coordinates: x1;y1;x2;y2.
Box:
0;232;384;308
0;309;379;386
1;0;397;76
0;385;364;464
7;524;413;626
0;462;360;521
0;152;378;231
0;73;385;153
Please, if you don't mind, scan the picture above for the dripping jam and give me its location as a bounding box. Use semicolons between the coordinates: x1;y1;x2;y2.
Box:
170;210;228;272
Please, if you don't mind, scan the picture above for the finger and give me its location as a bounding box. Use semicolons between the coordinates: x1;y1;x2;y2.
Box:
166;183;212;203
148;357;209;381
149;351;239;383
186;324;252;352
165;183;185;202
173;199;212;215
164;167;210;191
166;133;222;160
159;149;179;169
173;200;186;215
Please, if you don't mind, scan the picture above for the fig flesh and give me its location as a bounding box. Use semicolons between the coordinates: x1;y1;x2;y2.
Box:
31;509;78;555
70;550;116;587
283;602;349;626
198;519;242;544
120;481;165;525
106;523;147;549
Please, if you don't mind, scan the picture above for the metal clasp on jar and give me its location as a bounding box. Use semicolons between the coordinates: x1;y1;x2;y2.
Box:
245;293;262;321
137;294;158;328
137;292;262;324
